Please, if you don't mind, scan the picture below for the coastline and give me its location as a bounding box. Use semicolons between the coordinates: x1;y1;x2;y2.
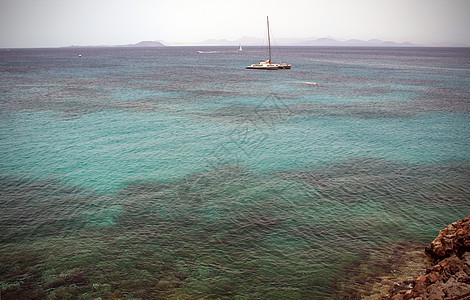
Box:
388;213;470;299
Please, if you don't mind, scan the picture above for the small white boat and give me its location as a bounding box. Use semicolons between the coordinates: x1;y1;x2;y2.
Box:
237;44;242;52
197;50;220;54
246;16;291;70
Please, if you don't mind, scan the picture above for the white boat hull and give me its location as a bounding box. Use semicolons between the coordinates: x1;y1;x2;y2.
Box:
246;65;279;70
245;63;291;70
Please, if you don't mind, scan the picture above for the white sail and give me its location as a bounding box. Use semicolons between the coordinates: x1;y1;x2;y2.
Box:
238;44;242;52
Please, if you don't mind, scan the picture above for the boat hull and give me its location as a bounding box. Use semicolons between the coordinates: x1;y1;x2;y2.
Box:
246;64;291;70
245;65;279;70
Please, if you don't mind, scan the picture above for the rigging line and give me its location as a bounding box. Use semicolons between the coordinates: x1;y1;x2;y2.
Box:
267;16;271;63
266;17;284;63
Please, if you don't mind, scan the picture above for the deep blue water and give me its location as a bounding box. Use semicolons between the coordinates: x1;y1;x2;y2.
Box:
1;46;469;299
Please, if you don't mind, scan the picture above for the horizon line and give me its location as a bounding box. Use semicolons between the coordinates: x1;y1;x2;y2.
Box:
2;36;469;49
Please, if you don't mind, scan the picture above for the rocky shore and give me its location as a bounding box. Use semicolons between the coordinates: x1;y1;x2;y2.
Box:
389;213;470;299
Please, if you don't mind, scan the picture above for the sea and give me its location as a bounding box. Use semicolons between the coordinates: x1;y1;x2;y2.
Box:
1;46;469;299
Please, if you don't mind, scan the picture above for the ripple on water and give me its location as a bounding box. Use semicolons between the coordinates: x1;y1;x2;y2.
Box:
1;159;469;298
1;47;469;298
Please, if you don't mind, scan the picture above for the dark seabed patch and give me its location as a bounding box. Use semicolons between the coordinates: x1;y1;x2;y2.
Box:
1;159;469;299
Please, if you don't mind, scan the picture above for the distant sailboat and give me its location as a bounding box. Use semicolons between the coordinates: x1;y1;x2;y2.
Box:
246;16;291;70
197;50;220;54
237;44;242;52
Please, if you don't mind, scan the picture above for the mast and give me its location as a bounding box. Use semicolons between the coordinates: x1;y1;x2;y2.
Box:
267;16;271;63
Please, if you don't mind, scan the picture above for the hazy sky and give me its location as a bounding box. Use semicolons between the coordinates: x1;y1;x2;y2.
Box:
1;0;469;47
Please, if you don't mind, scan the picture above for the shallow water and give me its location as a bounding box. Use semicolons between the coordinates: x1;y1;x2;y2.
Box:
1;46;469;299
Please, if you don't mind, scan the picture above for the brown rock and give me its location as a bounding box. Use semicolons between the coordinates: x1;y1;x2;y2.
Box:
389;213;470;299
463;264;470;277
442;276;470;298
412;280;427;296
425;213;470;261
431;264;443;273
427;272;439;283
427;282;446;300
415;275;427;283
403;289;415;300
391;291;405;300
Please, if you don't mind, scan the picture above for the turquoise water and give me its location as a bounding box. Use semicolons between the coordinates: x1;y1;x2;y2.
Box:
1;47;470;299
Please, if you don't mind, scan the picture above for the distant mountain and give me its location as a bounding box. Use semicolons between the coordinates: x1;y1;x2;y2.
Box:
196;36;417;47
66;37;462;49
297;38;416;47
62;37;468;49
200;39;234;46
66;41;166;48
238;36;264;46
201;36;321;46
122;41;166;47
297;38;343;46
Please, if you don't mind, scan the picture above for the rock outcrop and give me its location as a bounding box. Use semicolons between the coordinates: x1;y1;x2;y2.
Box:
390;213;470;299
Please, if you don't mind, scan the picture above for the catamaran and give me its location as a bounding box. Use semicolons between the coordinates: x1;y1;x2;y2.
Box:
246;16;291;70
